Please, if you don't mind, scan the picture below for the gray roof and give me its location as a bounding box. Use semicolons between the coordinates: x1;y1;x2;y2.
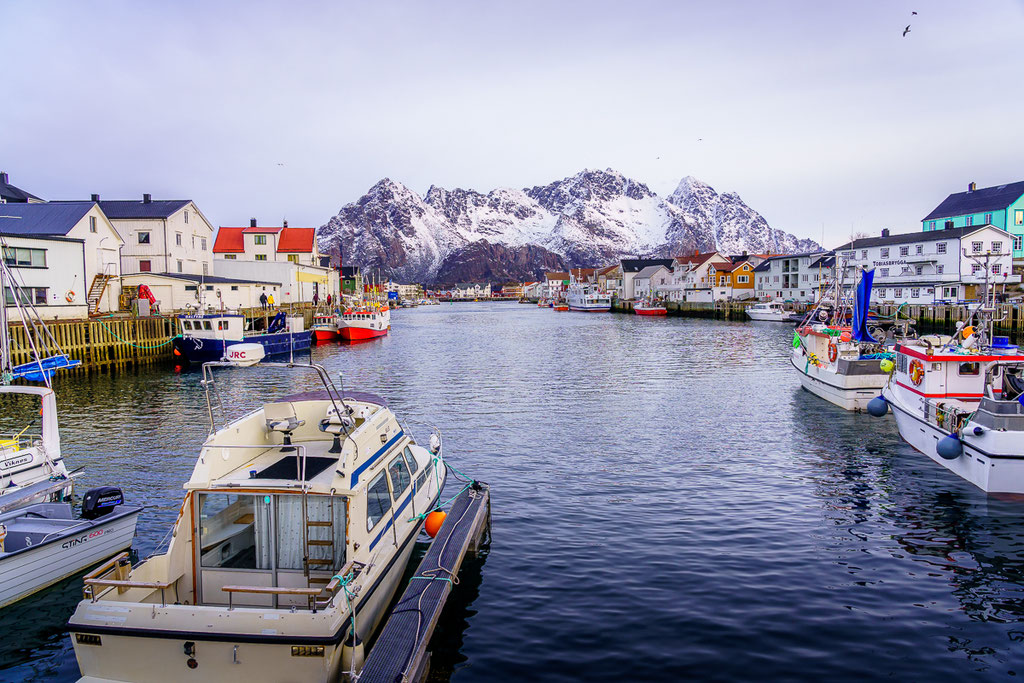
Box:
0;201;92;236
621;258;674;273
0;172;42;202
923;181;1024;221
753;260;772;272
833;226;998;251
635;264;669;279
123;272;281;286
50;199;190;219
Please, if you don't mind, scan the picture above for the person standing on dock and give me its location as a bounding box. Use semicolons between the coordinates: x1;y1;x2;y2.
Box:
312;292;319;307
259;290;268;310
268;293;275;307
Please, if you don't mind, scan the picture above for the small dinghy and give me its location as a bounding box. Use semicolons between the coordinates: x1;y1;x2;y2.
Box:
0;479;141;608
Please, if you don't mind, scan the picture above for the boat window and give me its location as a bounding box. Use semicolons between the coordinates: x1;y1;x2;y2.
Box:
203;321;213;330
403;446;419;474
218;320;229;331
959;362;980;376
366;471;392;531
388;455;412;499
182;320;192;330
276;495;345;571
198;493;272;570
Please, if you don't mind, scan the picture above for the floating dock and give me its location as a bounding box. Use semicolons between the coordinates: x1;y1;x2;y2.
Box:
358;481;491;683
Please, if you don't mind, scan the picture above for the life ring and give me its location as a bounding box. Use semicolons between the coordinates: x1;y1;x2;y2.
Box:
827;343;838;363
65;290;75;303
909;359;925;386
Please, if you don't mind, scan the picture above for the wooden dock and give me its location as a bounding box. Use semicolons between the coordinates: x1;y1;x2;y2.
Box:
358;482;491;683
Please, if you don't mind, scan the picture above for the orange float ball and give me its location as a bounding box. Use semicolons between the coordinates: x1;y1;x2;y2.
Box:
424;511;446;538
839;332;851;342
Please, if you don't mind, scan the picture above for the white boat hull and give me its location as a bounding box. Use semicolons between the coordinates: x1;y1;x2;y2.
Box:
0;509;139;608
790;355;887;411
884;386;1024;494
746;310;787;322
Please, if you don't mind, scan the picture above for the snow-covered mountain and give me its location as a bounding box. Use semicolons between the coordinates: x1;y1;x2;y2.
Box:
317;169;819;284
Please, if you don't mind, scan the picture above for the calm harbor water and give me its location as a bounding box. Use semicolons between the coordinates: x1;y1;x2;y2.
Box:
4;303;1024;681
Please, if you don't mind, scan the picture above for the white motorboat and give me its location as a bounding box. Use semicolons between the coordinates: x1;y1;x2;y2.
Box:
69;360;448;682
567;279;611;312
0;480;141;608
746;301;789;322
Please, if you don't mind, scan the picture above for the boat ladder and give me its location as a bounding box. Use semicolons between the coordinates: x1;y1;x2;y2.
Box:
303;494;337;587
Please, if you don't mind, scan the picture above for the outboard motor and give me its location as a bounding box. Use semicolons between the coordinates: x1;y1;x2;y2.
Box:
81;486;125;520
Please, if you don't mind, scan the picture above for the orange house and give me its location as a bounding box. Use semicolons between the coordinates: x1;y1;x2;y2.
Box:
708;259;757;300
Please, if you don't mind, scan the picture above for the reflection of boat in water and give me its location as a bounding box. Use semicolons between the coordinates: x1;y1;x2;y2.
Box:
173;312;311;363
69;360;447;682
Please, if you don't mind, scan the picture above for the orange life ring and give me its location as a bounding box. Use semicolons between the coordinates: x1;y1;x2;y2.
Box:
65;290;75;303
827;343;838;363
909;359;925;386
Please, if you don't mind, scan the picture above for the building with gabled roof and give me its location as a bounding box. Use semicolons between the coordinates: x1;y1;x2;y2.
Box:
923;180;1024;263
0;171;43;203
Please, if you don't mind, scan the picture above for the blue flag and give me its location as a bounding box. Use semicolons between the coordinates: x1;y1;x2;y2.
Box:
852;267;876;343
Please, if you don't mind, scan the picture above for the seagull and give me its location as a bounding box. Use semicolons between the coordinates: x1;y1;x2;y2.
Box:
902;24;911;36
912;11;917;15
697;138;703;142
277;162;285;166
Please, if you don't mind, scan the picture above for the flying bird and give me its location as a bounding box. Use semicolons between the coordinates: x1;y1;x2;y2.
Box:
912;11;917;15
277;162;285;166
902;24;911;36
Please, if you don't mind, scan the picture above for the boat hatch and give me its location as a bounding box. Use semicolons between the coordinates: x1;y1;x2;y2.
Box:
253;455;336;481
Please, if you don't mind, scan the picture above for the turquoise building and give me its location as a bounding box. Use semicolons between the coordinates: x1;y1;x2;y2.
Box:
922;181;1024;260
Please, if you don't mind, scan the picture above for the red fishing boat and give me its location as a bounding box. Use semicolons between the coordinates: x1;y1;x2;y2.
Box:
634;298;667;316
338;303;391;341
311;312;340;341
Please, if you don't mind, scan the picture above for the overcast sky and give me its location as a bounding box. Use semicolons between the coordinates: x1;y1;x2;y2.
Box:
2;0;1022;248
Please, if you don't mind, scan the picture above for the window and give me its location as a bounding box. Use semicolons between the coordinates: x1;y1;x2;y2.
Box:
929;221;936;230
192;235;196;248
992;241;1002;254
4;286;47;306
966;216;974;226
880;268;889;277
737;275;749;283
176;232;182;246
972;263;982;274
184;210;189;223
255;254;268;261
2;247;46;267
894;288;902;297
915;244;923;255
993;263;1002;275
972;241;983;253
182;320;193;330
89;216;97;233
201;238;207;251
365;472;391;530
984;213;992;224
287;254;299;264
198;493;271;569
202;263;209;276
230;285;239;291
911;288;920;298
388;455;412;499
878;288;886;297
899;246;909;256
774;275;779;282
139;260;151;272
1016;210;1023;226
203;320;213;330
861;250;867;259
184;285;197;292
902;266;912;274
802;274;808;281
223;254;237;260
915;265;923;275
937;264;944;274
881;248;889;258
959;362;980;376
217;320;228;330
402;446;419;475
254;235;267;245
177;260;183;273
937;242;946;255
945;220;954;229
943;286;957;299
1016;235;1023;251
137;232;150;244
205;285;214;291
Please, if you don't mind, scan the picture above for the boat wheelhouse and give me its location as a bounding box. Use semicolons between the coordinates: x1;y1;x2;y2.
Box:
69;361;447;682
173;312;311;364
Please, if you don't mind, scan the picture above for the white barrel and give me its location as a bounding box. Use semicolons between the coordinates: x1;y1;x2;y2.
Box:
224;343;266;367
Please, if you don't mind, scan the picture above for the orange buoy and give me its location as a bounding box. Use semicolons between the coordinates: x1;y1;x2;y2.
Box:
839;331;851;342
962;326;974;339
424;511;446;538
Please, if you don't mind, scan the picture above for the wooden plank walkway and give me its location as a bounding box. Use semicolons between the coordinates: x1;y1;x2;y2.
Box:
358;482;491;683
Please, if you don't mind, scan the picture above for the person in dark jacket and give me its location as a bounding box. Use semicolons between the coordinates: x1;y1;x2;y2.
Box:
259;291;268;310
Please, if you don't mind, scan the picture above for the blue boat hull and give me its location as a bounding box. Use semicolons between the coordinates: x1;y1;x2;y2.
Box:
172;331;311;364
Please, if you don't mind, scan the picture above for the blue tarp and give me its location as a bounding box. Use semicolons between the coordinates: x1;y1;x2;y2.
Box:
852;268;876;343
11;354;82;382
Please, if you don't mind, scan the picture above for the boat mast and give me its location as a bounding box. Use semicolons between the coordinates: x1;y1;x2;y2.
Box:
0;249;10;381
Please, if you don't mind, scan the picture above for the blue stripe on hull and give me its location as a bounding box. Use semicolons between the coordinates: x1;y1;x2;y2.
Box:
174;331;312;363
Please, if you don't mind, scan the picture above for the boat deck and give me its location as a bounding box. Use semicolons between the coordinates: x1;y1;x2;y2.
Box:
358;482;491;683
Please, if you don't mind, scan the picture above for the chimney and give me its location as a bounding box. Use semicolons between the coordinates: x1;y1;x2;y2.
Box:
250;218;257;227
283;220;288;228
91;193;100;202
881;228;890;237
142;193;152;204
968;182;977;193
0;172;8;185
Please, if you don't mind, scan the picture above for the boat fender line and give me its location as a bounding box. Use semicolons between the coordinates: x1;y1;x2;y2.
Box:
827;343;838;363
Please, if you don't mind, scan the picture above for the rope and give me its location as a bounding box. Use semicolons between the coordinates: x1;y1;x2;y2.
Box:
95;320;175;349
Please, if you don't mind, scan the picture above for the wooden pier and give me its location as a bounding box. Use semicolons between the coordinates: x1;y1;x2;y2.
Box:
358;482;491;683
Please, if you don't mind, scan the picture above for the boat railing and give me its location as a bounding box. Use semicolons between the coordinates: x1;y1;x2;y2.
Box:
224;559;364;613
82;551;177;605
200;443;316;489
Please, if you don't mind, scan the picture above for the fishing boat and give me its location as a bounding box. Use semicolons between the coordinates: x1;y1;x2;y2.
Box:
68;360;448;682
553;301;569;312
173;312;311;364
337;303;390;341
567;279;611;312
791;267;898;411
634;298;667;316
311;312;339;342
746;301;789;322
870;258;1024;493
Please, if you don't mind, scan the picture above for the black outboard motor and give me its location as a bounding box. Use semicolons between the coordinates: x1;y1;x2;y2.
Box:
81;487;125;520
